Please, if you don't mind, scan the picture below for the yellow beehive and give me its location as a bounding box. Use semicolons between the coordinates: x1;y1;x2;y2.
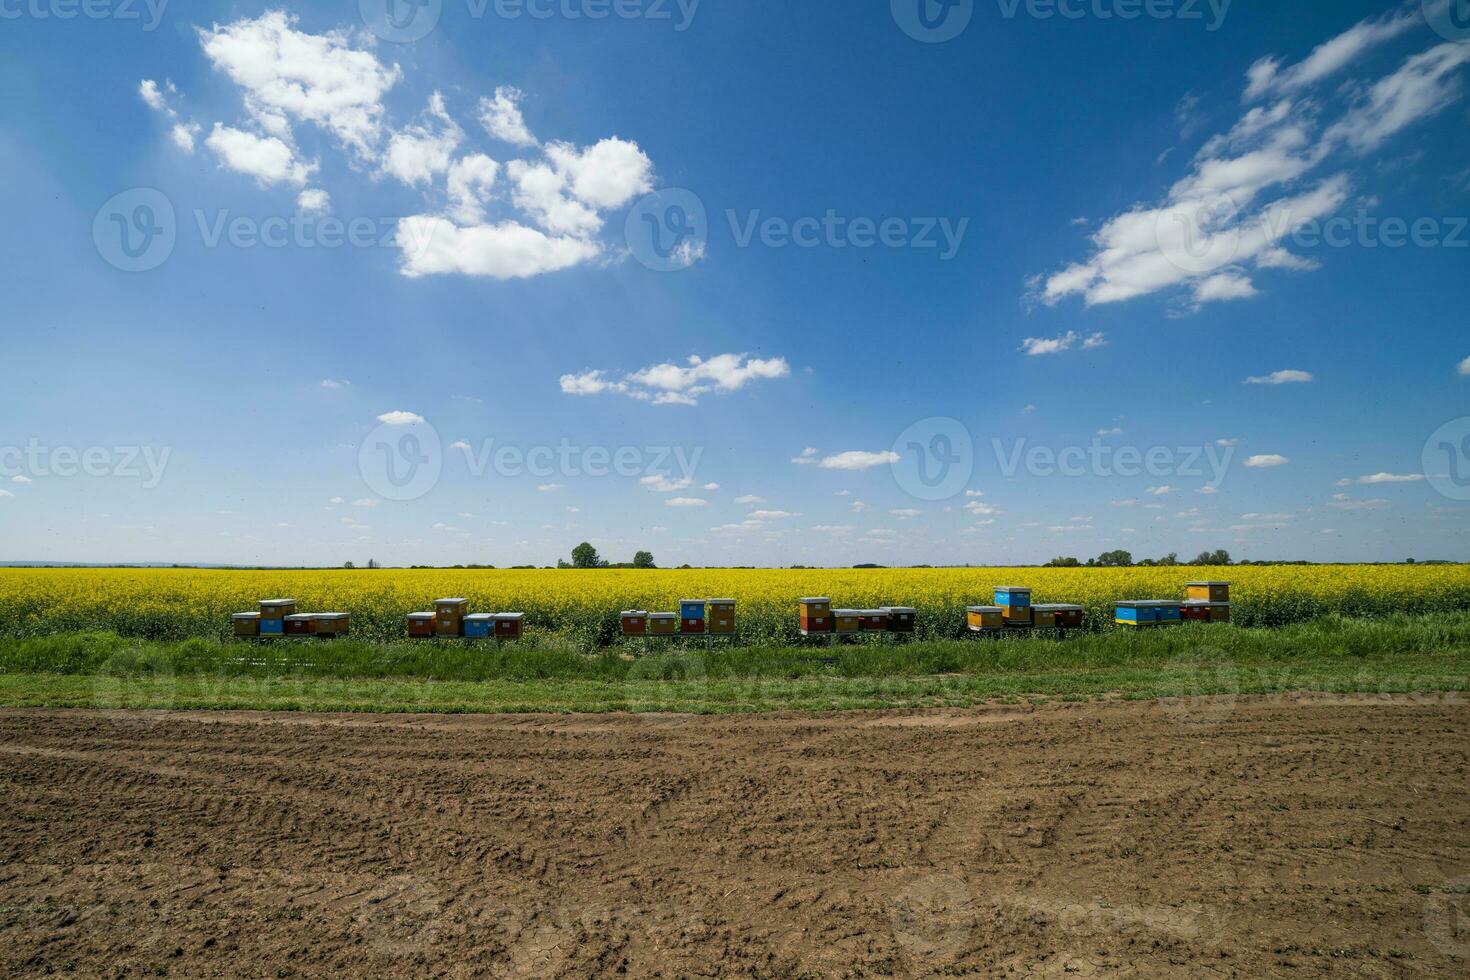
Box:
1187;581;1231;603
833;609;861;634
966;606;1003;631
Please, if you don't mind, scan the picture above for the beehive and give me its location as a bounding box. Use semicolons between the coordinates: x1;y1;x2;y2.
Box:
231;612;260;637
313;613;351;637
435;598;469;637
258;617;285;637
707;600;736;635
648;612;678;636
1116;601;1181;627
859;609;889;632
967;606;1003;631
1187;581;1231;603
994;586;1033;625
1034;603;1084;629
494;613;525;639
621;611;648;636
1155;601;1183;625
284;613;316;637
259;598;297;620
407;612;436;638
884;607;916;633
680;599;707;621
463;613;496;639
833;609;861;634
1183;601;1231;623
799;598;833;634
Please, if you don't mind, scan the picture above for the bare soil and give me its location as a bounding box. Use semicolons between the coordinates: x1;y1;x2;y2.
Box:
1;695;1468;977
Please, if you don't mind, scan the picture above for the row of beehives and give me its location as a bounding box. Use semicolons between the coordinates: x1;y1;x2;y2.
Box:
232;599;350;638
1115;580;1232;626
408;599;525;639
797;599;917;635
621;599;737;637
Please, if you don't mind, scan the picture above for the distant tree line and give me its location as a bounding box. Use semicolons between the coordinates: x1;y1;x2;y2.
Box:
1045;550;1232;568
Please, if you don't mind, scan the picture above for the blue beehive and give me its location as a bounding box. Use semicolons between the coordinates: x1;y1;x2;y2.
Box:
259;617;285;636
680;599;707;621
463;613;495;639
994;587;1032;608
1155;601;1183;625
1115;601;1154;626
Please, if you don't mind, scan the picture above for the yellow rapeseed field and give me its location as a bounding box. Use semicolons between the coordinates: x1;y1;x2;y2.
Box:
0;565;1466;644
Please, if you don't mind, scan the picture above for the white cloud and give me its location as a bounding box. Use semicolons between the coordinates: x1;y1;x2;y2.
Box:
1196;486;1220;495
352;498;379;508
328;496;345;505
139;79;169;112
703;483;721;491
1241;512;1294;521
890;509;922;519
376;410;424;425
819;451;900;471
1019;331;1106;356
11;476;32;485
792;448;820;465
1216;438;1240;447
1146;485;1173;495
199;11;400;158
965;500;998;516
562;354;790;407
537;484;562;492
320;378;349;389
446;154;500;225
666;497;708;508
1458;355;1470;377
545;138;653;210
1097;427;1123;437
811;524;853;535
0;489;14;499
1193;272;1258;303
750;510;798;520
734;494;766;505
381;91;462;187
850;500;871;513
1244;454;1290;468
1246;369;1314;385
170;122;202;154
1338;472;1425;486
1037;13;1470;313
1111;498;1138;507
478;86;538;148
964;490;985;497
297;188;330;214
641;475;694;493
1243;7;1420;100
1328;496;1391;511
449;440;471;451
205;124;316;186
395;216;602;280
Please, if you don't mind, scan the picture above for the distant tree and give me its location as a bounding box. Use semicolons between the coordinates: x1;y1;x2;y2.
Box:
632;550;657;569
367;558;380;569
570;542;605;569
1157;552;1180;567
343;561;355;569
1094;550;1134;568
1193;549;1232;566
1045;556;1082;567
1406;558;1416;564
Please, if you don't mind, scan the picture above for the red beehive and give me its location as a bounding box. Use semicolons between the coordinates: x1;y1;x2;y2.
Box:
284;614;315;637
680;616;706;636
621;611;648;636
494;613;525;639
859;610;889;632
799;598;833;634
407;612;436;638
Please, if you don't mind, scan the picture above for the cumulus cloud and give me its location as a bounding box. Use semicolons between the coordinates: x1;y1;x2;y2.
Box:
1246;369;1314;385
560;354;789;407
1336;472;1424;486
298;188;330;214
819;451;900;471
734;494;766;505
1459;355;1470;377
792;448;820;465
376;410;424;425
665;497;708;508
381;91;462;187
396;216;601;280
1244;454;1290;468
479;86;538;147
205;124;316;186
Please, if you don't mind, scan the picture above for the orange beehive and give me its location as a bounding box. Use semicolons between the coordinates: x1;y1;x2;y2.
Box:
313;613;351;637
833;610;861;634
648;613;678;636
1187;581;1231;603
708;600;736;635
232;612;260;637
967;606;1003;631
799;597;833;634
435;598;468;637
407;612;436;638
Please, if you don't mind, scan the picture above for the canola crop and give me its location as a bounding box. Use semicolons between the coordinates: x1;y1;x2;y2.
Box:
0;565;1466;646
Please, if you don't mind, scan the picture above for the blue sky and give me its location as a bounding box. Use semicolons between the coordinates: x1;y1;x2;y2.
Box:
1;0;1468;566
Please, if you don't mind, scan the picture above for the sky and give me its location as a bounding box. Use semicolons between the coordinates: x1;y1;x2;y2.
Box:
1;0;1468;567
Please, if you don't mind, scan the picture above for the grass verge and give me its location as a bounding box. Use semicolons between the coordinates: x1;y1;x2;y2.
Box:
0;613;1466;714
